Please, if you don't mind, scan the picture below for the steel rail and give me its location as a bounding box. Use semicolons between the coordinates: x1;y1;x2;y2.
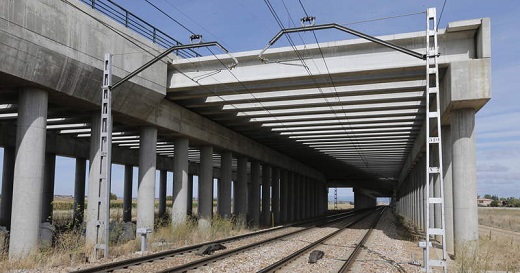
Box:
257;207;385;273
155;209;373;273
338;207;386;273
71;210;356;273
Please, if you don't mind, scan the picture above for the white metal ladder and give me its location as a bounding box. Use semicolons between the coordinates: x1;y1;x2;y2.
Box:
94;53;113;259
423;8;448;273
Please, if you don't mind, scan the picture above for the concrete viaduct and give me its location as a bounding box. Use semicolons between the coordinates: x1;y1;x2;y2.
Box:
0;0;490;260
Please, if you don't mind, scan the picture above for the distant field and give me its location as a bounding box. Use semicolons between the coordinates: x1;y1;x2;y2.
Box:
478;207;520;232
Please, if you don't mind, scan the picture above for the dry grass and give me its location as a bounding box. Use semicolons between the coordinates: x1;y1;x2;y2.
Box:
478;207;520;232
327;201;354;210
451;233;520;272
0;216;250;272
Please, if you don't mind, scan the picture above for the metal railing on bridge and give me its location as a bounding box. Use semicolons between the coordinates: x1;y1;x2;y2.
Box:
80;0;200;59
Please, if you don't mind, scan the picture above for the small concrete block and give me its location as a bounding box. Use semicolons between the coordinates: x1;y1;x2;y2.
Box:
40;222;55;248
308;250;325;263
197;243;226;256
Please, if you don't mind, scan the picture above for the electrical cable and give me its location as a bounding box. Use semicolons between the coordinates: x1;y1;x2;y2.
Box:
437;0;448;31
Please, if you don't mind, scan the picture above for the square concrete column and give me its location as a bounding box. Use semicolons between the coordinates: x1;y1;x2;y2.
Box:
198;146;213;228
287;173;295;222
9;88;48;259
218;151;232;219
187;174;193;215
73;158;87;228
261;164;271;226
279;169;288;224
0;146;15;229
234;156;248;219
123;164;133;222
294;175;301;221
451;109;478;252
271;167;280;225
158;170;167;219
247;161;261;226
172;138;189;225
442;126;454;255
41;153;56;223
137;126;157;232
86;113;103;249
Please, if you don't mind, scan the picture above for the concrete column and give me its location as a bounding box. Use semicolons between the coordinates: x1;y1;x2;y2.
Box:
261;164;271;226
9;88;48;258
0;147;15;229
218;151;232;219
123;165;133;222
442;126;454;255
41;153;56;223
247;161;261;226
272;167;280;225
158;170;167;219
451;109;478;251
86;113;102;248
73;158;87;227
287;173;295;222
279;169;288;224
172;138;189;225
137;127;157;232
294;175;301;221
198;146;213;228
234;156;248;218
187;174;193;215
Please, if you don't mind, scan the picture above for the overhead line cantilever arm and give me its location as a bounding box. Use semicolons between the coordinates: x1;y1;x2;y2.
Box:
112;41;238;90
258;23;426;62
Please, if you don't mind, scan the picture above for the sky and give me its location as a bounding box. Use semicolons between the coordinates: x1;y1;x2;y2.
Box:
0;0;519;199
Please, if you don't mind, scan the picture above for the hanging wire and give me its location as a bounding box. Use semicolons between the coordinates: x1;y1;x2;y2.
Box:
437;0;448;31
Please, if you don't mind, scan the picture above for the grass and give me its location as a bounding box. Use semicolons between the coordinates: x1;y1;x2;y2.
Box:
478;207;520;232
0;215;249;272
451;234;520;272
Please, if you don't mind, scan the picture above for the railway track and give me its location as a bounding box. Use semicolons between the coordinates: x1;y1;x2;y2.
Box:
72;209;366;273
257;207;386;273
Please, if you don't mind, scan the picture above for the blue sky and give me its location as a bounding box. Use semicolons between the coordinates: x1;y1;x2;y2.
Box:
0;0;519;199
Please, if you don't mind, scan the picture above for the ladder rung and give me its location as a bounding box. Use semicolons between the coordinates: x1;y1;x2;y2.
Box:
428;259;446;267
428;67;437;74
428;167;440;173
428;30;436;36
428;111;439;118
428;87;439;94
429;197;443;204
95;244;106;250
428;49;438;56
428;228;445;235
428;137;440;143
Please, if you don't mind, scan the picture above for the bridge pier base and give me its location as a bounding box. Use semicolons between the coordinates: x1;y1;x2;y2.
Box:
137;127;157;233
172;138;189;225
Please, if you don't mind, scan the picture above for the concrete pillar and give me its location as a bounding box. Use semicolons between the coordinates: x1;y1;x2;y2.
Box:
198;146;213;228
158;170;167;219
218;151;232;219
9;88;48;258
451;109;478;251
172;138;189;225
137;127;157;232
86;113;103;249
261;164;271;226
123;165;133;222
279;169;288;224
73;158;87;227
272;167;280;225
0;147;15;229
234;156;248;218
248;161;261;226
41;153;56;223
294;175;301;221
442;126;454;255
287;173;295;222
187;174;193;215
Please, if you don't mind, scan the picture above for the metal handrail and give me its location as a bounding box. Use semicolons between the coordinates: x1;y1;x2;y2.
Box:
79;0;200;58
